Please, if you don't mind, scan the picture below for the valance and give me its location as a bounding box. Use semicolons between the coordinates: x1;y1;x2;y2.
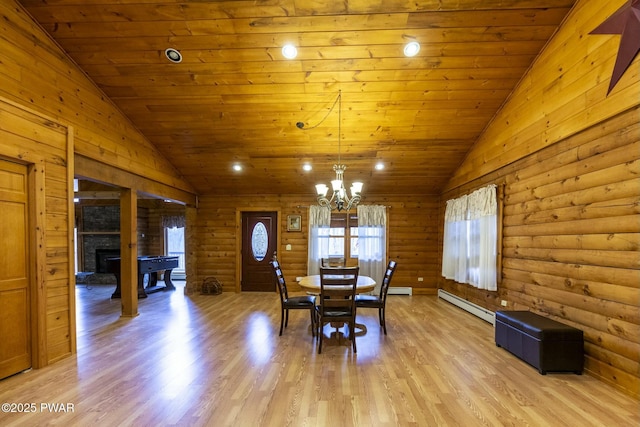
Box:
162;215;185;229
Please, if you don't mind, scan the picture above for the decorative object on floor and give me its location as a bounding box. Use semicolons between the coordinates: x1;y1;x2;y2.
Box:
298;91;363;212
590;0;640;94
201;277;223;295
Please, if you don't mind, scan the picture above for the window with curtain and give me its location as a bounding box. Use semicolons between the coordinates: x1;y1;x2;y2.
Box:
307;205;330;275
162;215;186;274
307;205;387;287
307;207;358;274
442;184;497;291
161;215;185;229
357;205;387;293
324;214;358;258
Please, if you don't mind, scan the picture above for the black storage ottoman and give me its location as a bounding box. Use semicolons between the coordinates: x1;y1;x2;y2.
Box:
495;310;583;375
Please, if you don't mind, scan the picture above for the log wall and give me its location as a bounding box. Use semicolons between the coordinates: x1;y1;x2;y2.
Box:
440;0;640;398
441;107;639;397
188;194;441;296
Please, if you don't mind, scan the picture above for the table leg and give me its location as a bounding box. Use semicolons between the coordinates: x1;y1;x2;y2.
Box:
163;268;176;291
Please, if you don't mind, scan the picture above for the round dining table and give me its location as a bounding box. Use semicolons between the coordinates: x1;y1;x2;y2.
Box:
298;274;376;293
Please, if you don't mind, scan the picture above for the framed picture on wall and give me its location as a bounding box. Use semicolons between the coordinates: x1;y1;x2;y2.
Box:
287;214;301;232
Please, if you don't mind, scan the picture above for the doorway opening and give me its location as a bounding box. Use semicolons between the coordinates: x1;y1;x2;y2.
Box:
165;225;185;280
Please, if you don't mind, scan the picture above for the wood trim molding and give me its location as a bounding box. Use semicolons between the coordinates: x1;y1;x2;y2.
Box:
75;154;197;207
66;126;77;355
29;159;47;368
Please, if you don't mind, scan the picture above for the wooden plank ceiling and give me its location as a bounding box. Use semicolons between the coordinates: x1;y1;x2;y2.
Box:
19;0;576;197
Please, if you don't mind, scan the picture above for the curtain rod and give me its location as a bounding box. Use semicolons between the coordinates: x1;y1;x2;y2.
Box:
295;205;391;209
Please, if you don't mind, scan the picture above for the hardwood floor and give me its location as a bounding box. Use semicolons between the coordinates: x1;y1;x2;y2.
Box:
0;283;638;426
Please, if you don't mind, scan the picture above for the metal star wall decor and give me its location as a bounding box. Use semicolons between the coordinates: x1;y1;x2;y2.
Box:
590;0;640;94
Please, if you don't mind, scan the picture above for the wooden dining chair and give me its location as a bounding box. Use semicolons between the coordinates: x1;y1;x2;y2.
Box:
355;260;397;335
316;266;359;353
271;260;316;337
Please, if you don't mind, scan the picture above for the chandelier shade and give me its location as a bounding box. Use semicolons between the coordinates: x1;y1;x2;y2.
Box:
312;91;363;211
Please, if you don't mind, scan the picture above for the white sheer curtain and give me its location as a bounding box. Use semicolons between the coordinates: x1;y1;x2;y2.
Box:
307;205;331;275
442;185;497;291
357;205;387;293
442;195;468;284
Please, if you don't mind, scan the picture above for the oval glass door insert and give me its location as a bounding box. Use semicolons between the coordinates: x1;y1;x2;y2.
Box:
251;222;268;261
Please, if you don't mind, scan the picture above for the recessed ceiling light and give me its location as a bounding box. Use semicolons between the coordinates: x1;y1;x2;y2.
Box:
232;164;242;172
303;164;312;171
375;162;385;170
282;44;298;59
165;48;183;63
404;41;420;57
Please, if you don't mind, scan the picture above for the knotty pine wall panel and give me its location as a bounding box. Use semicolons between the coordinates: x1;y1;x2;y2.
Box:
446;0;640;191
0;1;194;198
189;194;440;295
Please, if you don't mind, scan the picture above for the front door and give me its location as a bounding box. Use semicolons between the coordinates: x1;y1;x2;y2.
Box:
241;211;277;292
0;159;31;379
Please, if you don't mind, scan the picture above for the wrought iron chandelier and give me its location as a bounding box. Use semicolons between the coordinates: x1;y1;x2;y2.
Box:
311;91;363;211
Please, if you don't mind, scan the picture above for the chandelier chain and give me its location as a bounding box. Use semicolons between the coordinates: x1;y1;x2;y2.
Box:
337;90;341;164
312;90;363;211
298;92;341;131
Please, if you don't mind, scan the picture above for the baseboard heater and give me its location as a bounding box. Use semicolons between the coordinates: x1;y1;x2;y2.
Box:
388;287;412;295
438;289;495;325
